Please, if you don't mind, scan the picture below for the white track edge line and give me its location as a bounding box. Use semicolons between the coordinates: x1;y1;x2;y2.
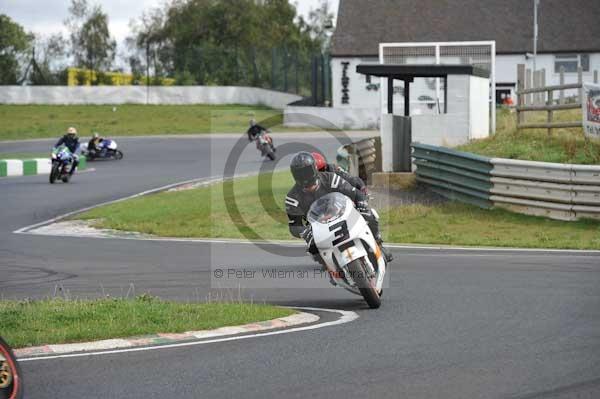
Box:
18;307;358;362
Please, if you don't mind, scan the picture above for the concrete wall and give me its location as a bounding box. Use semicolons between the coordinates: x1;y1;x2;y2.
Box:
469;76;490;139
0;86;302;109
411;75;489;147
283;106;380;130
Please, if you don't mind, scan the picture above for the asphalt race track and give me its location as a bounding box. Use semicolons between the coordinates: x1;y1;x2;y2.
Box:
1;134;600;398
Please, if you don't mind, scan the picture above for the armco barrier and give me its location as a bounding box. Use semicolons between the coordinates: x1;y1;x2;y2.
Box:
0;157;86;178
412;143;600;221
412;143;493;209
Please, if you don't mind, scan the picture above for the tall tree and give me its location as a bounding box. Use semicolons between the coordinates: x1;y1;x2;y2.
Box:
0;14;33;84
65;0;116;81
306;0;335;51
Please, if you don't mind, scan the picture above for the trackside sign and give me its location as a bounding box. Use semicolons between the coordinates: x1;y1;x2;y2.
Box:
583;82;600;139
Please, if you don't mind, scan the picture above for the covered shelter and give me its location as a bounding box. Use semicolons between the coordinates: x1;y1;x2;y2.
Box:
356;64;490;172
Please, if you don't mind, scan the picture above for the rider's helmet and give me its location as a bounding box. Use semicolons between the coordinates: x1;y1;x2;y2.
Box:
311;152;327;171
93;132;99;139
291;152;319;191
250;119;257;127
67;127;77;137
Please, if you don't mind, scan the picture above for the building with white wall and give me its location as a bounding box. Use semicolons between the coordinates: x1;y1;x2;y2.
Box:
330;0;600;109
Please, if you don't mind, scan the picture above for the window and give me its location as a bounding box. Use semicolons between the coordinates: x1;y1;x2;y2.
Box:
554;54;590;73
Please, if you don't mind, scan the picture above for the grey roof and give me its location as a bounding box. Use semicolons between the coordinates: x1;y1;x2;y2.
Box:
331;0;600;56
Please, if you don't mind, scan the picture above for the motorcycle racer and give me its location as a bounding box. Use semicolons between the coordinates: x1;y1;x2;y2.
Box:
285;152;392;262
53;127;80;175
311;151;367;193
246;119;275;152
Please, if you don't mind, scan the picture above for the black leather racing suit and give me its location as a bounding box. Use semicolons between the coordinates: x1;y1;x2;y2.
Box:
322;163;366;192
285;172;381;254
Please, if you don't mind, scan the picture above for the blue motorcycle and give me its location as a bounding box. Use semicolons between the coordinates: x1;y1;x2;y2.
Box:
49;145;75;184
82;139;123;161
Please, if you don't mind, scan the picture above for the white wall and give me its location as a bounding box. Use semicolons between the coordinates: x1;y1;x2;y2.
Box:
284;106;379;130
331;57;380;108
411;75;489;147
469;76;490;139
0;86;302;109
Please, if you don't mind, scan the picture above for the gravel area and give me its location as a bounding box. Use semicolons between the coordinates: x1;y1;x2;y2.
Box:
368;185;447;210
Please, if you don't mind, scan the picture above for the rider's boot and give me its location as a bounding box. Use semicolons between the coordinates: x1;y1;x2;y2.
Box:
376;236;393;263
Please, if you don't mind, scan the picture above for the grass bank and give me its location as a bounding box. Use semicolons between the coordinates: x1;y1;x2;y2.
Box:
383;202;600;249
459;108;600;164
0;152;49;160
75;171;600;249
0;104;317;141
0;296;294;348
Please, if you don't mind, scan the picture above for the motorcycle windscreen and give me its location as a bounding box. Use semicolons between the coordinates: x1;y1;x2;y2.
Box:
307;192;347;224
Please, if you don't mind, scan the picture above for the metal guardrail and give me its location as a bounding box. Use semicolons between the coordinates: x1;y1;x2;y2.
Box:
412;143;600;221
412;143;493;209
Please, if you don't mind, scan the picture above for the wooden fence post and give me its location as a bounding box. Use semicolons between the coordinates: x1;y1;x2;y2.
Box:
578;66;583;103
517;64;525;127
541;69;546;105
559;66;565;104
547;89;553;136
525;68;532;105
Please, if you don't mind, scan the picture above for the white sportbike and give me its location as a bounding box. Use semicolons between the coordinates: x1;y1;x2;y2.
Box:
307;192;387;309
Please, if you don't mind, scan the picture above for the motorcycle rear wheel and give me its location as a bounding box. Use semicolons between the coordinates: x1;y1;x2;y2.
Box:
347;258;381;309
0;337;23;399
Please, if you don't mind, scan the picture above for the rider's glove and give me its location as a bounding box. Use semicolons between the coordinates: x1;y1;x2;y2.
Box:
356;200;370;215
300;226;313;245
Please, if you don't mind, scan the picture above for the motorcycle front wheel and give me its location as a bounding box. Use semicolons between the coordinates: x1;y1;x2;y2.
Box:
0;337;23;399
347;258;381;309
114;150;123;160
49;163;60;184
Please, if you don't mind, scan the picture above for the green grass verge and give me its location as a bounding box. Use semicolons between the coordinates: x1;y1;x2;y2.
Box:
0;296;294;348
76;171;600;249
0;152;49;160
77;171;294;239
459;108;600;164
0;104;318;141
382;202;600;249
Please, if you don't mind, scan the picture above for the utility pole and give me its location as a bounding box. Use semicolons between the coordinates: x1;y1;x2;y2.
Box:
533;0;539;72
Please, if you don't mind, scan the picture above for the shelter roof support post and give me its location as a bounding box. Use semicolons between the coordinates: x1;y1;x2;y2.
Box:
403;79;412;116
387;77;394;114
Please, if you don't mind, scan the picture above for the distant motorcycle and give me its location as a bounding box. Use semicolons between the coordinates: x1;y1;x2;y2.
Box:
82;139;123;161
255;131;275;161
0;336;23;399
49;145;75;184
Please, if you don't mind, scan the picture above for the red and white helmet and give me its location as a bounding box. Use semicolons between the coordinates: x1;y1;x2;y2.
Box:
311;152;327;171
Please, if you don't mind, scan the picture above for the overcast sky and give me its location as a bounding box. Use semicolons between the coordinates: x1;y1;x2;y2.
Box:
0;0;340;46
